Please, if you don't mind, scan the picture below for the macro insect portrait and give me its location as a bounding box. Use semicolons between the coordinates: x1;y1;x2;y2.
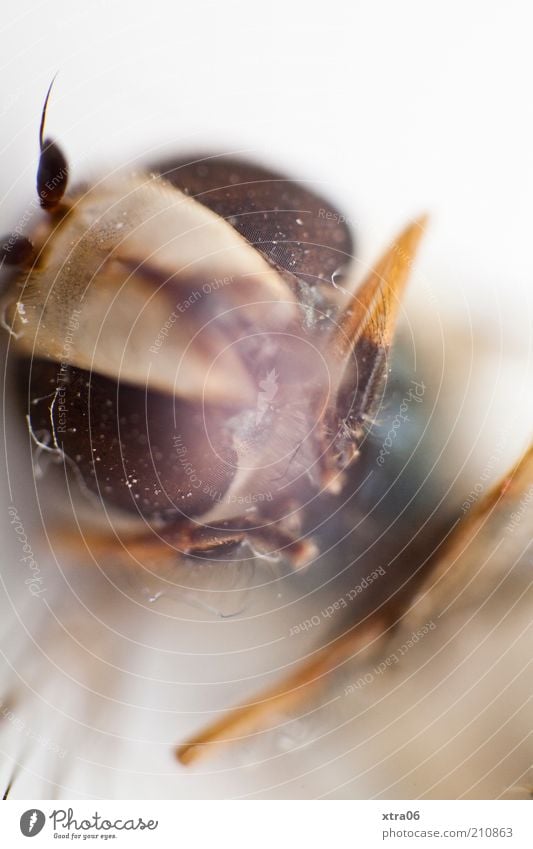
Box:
0;1;532;839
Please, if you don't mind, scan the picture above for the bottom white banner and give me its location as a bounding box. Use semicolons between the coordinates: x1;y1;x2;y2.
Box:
0;800;531;848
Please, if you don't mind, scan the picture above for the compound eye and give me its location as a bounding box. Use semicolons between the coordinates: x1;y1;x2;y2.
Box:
28;361;238;521
37;138;68;209
0;234;34;267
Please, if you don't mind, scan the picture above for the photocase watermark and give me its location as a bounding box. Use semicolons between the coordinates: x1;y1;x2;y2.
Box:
50;808;159;834
505;484;533;534
149;274;234;355
289;566;386;636
172;433;273;506
255;368;279;425
461;429;510;513
317;207;356;229
39;161;68;202
1;203;40;261
376;379;426;466
53;308;83;436
20;807;160;837
1;165;70;266
20;809;46;837
344;620;436;694
7;504;45;597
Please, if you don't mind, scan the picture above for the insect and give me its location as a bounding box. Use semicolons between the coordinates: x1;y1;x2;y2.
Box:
1;86;531;792
0;84;425;574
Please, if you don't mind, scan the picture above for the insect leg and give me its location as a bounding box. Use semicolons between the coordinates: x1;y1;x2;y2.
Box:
176;443;533;764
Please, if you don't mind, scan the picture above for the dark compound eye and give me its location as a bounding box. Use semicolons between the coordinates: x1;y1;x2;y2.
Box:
27;360;238;522
152;156;354;286
0;234;34;267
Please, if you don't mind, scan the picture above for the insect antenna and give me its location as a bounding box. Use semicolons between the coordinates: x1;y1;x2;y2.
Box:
36;75;69;210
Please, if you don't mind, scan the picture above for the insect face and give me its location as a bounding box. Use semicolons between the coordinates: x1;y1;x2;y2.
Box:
1;96;425;566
